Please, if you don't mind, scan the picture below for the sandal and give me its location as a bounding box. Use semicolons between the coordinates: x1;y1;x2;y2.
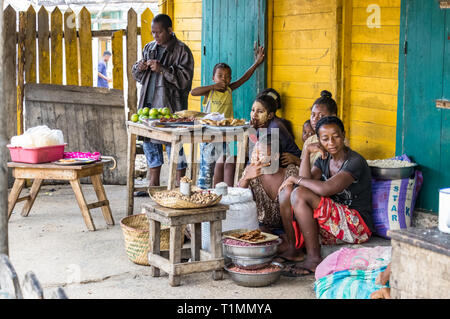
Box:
281;264;315;277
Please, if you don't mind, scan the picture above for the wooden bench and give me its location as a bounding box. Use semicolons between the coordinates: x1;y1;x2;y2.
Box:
7;161;114;231
142;197;228;287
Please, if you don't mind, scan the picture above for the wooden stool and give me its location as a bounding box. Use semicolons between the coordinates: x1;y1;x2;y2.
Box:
143;198;228;287
7;162;115;231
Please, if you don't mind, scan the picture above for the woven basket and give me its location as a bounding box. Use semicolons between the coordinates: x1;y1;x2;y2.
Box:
120;214;185;266
148;187;222;209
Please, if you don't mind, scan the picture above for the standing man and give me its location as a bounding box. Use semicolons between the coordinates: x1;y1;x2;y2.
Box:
132;14;194;193
98;50;112;88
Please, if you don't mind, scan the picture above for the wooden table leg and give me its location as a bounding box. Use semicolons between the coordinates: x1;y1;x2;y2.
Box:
190;223;202;262
127;132;137;216
21;178;43;217
90;174;115;226
209;220;223;280
69;179;96;231
234;131;248;186
8;178;26;220
191;143;199;185
149;219;161;277
167;141;180;191
169;225;182;286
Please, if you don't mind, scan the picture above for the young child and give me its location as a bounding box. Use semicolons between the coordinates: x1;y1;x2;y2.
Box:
302;119;314;143
191;46;265;188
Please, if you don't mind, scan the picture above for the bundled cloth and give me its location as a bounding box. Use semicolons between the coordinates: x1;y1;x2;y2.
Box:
314;246;391;299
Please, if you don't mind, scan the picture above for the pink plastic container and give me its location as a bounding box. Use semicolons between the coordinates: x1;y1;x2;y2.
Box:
7;144;66;164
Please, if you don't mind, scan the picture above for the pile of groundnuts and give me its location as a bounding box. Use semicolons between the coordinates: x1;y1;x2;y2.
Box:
366;159;416;168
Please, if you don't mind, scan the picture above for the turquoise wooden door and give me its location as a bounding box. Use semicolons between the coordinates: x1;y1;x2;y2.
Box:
397;0;450;212
201;0;266;120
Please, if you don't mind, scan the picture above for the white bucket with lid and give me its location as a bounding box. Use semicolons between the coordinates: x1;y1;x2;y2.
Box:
438;188;450;234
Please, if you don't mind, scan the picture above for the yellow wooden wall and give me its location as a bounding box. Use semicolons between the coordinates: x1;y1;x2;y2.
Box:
271;0;337;149
174;0;401;159
348;0;401;159
172;0;203;111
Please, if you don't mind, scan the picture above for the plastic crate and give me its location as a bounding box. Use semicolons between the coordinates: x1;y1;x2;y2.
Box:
7;144;66;164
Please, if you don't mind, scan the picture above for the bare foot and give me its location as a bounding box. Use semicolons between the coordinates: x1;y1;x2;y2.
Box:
288;256;322;275
277;247;305;262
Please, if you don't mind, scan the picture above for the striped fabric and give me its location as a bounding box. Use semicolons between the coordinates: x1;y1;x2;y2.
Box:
314;266;389;299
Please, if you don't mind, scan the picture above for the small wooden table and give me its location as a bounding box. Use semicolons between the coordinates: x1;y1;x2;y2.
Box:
7;161;115;231
126;121;248;215
143;197;228;287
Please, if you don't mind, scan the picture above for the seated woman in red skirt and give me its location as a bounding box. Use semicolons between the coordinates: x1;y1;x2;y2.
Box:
277;116;374;276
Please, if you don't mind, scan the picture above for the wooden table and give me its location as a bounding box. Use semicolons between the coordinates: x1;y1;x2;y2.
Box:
126;121;249;215
7;161;114;231
143;198;228;287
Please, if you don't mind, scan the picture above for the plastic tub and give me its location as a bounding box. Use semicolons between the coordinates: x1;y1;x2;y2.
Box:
7;144;66;163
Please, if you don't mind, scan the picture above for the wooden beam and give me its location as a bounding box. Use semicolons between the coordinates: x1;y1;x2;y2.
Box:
64;8;79;86
79;7;93;87
24;6;36;84
112;30;124;90
127;9;138;118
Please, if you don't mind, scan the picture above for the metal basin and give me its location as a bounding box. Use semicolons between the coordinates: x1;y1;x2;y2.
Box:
225;262;284;287
222;238;282;258
228;254;276;270
370;165;417;180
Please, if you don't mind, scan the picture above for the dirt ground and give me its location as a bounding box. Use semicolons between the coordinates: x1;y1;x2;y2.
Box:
6;183;390;299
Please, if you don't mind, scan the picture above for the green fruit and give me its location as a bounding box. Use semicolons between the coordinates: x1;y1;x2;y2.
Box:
173;114;179;119
137;109;143;116
158;107;164;114
142;107;150;116
149;113;158;119
149;108;159;117
161;107;171;116
157;114;163;119
164;114;171;119
131;114;139;122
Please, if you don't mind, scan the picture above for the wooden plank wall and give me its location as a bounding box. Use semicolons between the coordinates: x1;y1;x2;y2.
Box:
271;0;336;149
173;0;203;111
348;0;401;159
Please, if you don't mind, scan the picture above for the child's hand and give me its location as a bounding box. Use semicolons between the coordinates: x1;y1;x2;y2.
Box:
213;81;227;91
254;46;265;65
281;152;300;166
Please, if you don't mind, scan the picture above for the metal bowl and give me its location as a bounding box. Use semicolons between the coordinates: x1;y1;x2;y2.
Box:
228;254;276;270
370;165;417;180
222;238;282;258
225;262;284;287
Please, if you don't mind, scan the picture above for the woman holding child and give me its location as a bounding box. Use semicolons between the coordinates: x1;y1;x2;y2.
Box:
238;91;301;232
277;116;374;277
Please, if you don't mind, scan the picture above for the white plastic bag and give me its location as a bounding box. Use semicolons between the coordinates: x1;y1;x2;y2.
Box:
202;112;225;121
10;125;64;148
202;187;259;251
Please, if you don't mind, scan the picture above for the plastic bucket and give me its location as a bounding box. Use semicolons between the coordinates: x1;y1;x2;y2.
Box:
8;144;66;163
438;188;450;234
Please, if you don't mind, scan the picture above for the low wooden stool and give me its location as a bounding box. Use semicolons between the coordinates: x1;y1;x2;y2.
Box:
143;199;228;287
7;162;115;231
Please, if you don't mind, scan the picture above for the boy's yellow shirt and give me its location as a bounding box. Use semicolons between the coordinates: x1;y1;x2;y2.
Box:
202;87;234;118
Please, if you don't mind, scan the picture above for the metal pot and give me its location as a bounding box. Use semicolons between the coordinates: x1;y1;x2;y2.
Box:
228;254;276;270
370;165;417;180
225;262;284;287
222;238;281;258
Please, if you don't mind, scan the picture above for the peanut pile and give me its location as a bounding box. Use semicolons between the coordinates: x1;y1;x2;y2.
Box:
153;189;219;205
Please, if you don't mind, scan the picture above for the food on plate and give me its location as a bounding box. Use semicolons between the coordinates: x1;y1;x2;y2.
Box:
57;159;77;163
158;116;196;123
229;229;266;242
174;110;207;118
199;118;246;127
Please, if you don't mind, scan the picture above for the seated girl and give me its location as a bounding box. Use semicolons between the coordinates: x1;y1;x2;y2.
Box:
249;93;302;166
277;116;374;276
302;90;338;166
238;135;298;235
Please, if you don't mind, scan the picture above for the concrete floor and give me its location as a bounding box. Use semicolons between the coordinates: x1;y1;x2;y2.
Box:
6;183;390;299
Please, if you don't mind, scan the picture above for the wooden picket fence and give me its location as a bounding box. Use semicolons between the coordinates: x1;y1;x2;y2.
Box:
3;5;157;136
